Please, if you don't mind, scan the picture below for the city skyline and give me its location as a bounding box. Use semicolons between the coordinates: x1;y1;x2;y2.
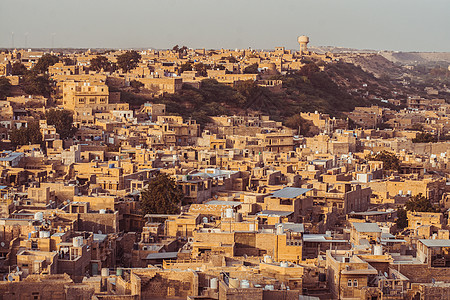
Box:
1;0;449;52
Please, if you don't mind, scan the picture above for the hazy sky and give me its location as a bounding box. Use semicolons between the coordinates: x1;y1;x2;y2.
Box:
1;0;449;52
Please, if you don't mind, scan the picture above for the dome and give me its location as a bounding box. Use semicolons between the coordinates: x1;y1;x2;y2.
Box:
297;36;309;44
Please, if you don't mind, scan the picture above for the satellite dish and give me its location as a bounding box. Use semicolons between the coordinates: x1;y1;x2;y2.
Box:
16;266;19;272
384;272;388;278
0;242;4;247
98;230;102;234
8;275;13;282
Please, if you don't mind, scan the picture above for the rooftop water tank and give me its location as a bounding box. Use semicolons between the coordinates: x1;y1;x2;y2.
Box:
101;268;109;277
280;261;289;268
73;236;83;247
210;278;218;290
263;255;273;264
240;280;250;288
276;224;284;235
39;231;50;238
229;278;239;289
373;245;383;255
234;213;243;222
34;212;44;221
225;208;233;219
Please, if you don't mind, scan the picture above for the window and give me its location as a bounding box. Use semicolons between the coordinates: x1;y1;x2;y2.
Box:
347;279;352;287
353;279;358;287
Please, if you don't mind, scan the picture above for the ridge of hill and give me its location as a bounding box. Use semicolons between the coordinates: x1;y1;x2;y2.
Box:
121;61;399;126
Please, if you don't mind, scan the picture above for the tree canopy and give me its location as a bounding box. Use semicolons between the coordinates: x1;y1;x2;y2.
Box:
193;62;210;77
10;121;43;147
90;55;112;72
45;109;77;139
33;54;59;74
243;63;259;74
366;151;400;172
405;193;440;213
285;114;313;136
412;132;435;143
395;207;408;230
116;51;141;72
22;73;52;97
11;62;28;76
140;173;183;215
0;77;12;100
179;62;193;73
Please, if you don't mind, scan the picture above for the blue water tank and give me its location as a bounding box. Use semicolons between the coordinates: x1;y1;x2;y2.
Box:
109;163;115;168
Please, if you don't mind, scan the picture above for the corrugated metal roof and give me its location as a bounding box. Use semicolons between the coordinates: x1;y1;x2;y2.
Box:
145;252;178;260
205;200;242;207
352;222;382;233
276;223;304;233
270;187;311;199
419;239;450;248
258;210;293;217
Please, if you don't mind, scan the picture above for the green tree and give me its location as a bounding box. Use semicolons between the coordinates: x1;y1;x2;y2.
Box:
396;207;408;230
193;62;209;77
22;73;52;97
298;62;320;77
366;151;400;172
140;173;183;215
10;121;43;147
412;132;435;143
179;62;193;73
285;114;313;136
405;193;440;213
11;62;28;75
243;63;259;74
130;80;144;91
62;57;76;66
90;55;111;72
0;77;12;100
45;109;77;139
116;51;141;72
33;54;59;74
